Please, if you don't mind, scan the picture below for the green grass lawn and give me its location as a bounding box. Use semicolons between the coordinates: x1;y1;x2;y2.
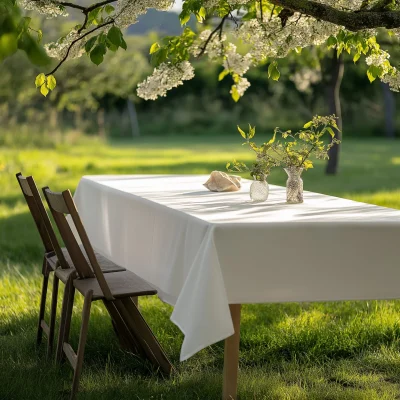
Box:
1;136;400;400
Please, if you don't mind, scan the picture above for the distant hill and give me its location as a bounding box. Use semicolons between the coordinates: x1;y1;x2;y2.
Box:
64;4;196;36
126;9;196;36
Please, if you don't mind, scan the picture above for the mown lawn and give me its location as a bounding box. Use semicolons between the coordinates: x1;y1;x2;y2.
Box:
1;136;400;400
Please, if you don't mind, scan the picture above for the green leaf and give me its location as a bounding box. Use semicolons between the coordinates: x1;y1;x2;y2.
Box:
90;43;106;65
366;65;381;83
367;68;376;83
303;159;313;170
149;42;160;54
46;74;56;90
106;39;118;51
0;33;18;61
303;121;313;129
242;11;256;21
198;6;206;20
85;36;97;53
218;69;229;81
237;126;246;139
353;52;361;63
268;131;277;144
40;84;49;96
179;11;190;26
326;126;335;138
248;124;255;139
268;62;280;81
120;37;127;50
37;29;43;43
151;47;167;66
104;4;114;14
231;86;240;102
35;73;46;88
327;35;337;48
88;7;102;25
107;26;122;47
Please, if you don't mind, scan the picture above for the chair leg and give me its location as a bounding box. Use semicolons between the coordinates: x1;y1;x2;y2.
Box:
70;290;93;400
120;297;173;375
131;296;138;307
37;257;49;347
56;279;75;364
47;275;59;357
103;300;140;354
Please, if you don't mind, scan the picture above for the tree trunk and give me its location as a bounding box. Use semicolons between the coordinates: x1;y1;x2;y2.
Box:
127;99;140;137
75;109;83;131
49;108;58;131
381;81;396;139
97;108;106;138
325;52;344;175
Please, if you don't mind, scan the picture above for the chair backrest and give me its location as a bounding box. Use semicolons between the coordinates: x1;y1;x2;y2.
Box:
16;172;53;253
42;186;113;300
28;175;70;269
16;173;69;269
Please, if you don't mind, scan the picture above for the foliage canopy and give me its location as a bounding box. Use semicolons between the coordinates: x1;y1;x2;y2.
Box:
3;0;400;101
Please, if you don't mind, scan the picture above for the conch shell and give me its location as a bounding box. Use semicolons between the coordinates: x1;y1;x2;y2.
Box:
203;171;241;192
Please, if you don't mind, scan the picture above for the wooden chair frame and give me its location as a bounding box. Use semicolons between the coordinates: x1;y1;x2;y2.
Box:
16;173;71;356
43;186;173;400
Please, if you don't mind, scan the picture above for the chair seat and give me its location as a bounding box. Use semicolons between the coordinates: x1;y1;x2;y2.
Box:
73;270;157;300
47;246;125;274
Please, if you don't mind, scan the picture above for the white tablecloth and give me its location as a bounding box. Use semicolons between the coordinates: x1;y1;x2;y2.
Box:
73;175;400;361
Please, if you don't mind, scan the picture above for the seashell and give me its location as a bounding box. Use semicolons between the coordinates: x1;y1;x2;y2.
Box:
203;171;241;192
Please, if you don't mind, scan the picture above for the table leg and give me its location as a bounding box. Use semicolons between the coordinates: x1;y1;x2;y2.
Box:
222;304;242;400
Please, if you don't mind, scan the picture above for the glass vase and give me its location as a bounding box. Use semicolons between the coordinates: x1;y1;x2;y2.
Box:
284;167;304;204
250;179;269;202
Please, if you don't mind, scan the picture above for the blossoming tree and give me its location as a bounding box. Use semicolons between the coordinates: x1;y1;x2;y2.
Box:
2;0;400;101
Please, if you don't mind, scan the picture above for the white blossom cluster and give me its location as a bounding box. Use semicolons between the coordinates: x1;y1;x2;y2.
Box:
365;49;400;90
192;31;252;98
114;0;174;28
317;0;400;11
231;76;250;97
382;70;400;92
315;0;363;10
238;14;340;61
44;30;84;60
391;28;400;40
137;61;195;100
290;68;322;92
366;50;391;73
18;0;68;18
223;43;253;76
191;29;226;59
202;0;251;6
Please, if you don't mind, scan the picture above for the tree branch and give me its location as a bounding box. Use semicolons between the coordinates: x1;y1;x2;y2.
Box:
269;0;400;30
85;0;115;13
60;0;116;34
46;19;114;76
60;0;115;12
197;14;229;57
60;1;86;11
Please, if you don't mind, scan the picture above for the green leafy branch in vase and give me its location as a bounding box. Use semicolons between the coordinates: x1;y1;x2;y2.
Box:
276;115;341;170
226;115;341;180
226;124;281;181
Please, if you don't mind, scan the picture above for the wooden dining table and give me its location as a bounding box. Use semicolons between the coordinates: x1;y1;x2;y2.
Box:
72;174;400;399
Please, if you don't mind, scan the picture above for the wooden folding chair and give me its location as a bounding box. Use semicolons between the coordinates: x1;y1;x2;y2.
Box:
16;173;126;357
43;186;173;400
